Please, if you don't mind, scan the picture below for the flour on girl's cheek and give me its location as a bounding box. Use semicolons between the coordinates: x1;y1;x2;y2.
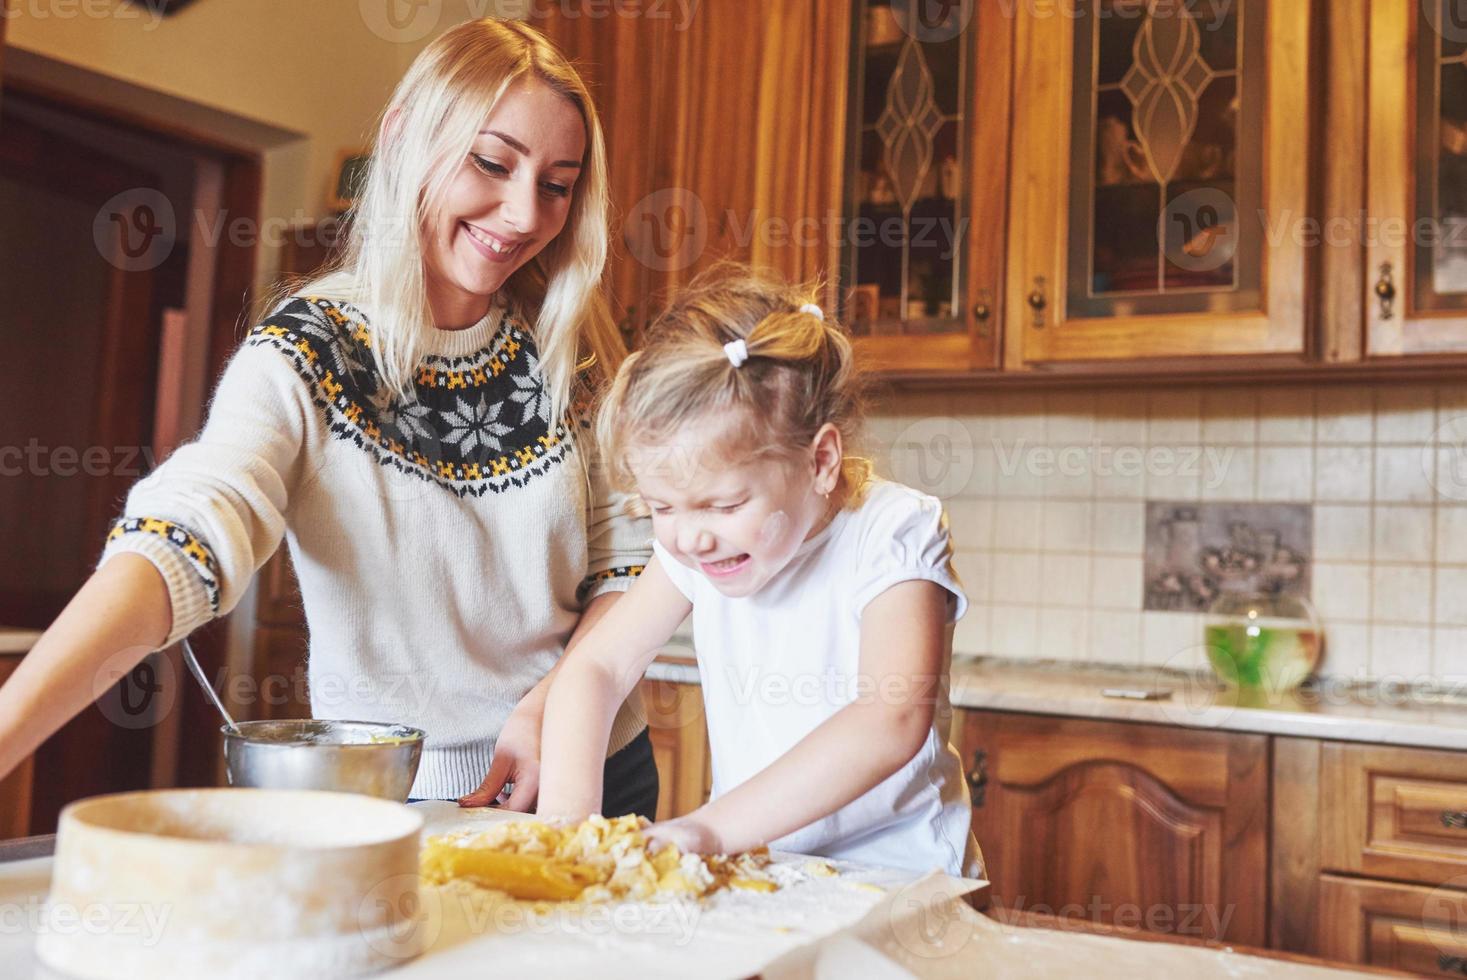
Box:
758;511;791;549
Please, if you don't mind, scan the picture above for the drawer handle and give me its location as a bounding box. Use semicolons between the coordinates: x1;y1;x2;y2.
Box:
1444;810;1467;830
1441;953;1467;976
967;749;988;808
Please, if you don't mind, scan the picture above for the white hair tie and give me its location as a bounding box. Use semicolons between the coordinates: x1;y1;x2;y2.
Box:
723;338;750;369
799;303;825;321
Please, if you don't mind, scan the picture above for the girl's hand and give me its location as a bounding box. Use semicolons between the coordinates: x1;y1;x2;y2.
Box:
458;699;541;810
644;815;723;856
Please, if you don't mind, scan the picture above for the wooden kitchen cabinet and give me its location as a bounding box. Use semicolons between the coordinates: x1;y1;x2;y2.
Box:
639;678;710;821
1273;736;1467;971
957;709;1269;946
1316;874;1467;976
1362;0;1467;357
836;0;1013;375
1005;0;1314;366
1320;741;1467;888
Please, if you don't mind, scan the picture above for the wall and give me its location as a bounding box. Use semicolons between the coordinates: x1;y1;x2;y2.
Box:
868;379;1467;687
6;0;524;288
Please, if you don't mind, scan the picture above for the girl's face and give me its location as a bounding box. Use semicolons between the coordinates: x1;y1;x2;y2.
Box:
422;78;586;327
630;418;843;599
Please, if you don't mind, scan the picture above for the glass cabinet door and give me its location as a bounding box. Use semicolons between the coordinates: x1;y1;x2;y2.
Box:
1367;0;1467;355
840;0;1012;374
1009;0;1311;364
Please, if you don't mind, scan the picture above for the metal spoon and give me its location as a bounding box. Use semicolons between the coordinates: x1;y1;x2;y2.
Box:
180;637;240;735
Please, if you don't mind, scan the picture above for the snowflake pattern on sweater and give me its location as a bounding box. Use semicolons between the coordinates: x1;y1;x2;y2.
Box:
248;296;574;497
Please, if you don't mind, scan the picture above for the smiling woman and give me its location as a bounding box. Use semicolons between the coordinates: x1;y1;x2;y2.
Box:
0;17;660;819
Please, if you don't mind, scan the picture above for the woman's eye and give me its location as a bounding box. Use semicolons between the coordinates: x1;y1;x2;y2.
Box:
713;503;744;514
540;182;572;198
470;154;508;176
651;507;673;517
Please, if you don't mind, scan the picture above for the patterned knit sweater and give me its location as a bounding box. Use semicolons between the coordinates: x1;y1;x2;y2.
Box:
99;296;652;799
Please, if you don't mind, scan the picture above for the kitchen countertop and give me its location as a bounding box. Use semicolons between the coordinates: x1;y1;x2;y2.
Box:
0;629;41;656
646;650;1467;752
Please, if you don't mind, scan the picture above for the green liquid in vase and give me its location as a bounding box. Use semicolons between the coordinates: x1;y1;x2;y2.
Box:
1203;619;1320;692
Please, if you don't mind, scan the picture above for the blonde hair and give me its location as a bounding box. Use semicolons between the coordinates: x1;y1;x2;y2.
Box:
596;263;871;504
284;17;622;418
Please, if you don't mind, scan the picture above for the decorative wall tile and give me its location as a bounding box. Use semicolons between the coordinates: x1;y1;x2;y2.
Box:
1143;502;1312;612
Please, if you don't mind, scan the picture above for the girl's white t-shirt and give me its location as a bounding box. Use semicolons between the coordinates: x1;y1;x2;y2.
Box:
652;479;980;877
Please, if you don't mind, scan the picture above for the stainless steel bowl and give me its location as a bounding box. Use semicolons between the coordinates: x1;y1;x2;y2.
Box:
221;719;426;802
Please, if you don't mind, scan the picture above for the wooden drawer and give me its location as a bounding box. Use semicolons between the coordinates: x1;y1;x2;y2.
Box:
1318;874;1467;975
1321;743;1467;887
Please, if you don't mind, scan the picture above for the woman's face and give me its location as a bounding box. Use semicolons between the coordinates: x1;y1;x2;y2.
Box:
423;78;586;328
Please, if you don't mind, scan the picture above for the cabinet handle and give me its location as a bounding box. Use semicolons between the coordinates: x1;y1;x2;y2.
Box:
973;288;994;339
1443;810;1467;830
1027;277;1048;329
967;749;988;808
1441;954;1467;976
1375;263;1397;321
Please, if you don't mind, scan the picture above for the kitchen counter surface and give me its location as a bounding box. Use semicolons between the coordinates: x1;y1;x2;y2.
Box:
646;650;1467;752
0;629;41;656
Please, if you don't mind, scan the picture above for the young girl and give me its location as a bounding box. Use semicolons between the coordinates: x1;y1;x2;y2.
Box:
537;265;980;876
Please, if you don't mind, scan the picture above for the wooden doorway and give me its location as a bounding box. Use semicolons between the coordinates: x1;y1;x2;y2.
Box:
0;78;264;831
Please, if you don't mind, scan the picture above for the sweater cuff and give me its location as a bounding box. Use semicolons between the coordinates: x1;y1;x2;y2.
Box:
100;519;219;648
578;564;646;604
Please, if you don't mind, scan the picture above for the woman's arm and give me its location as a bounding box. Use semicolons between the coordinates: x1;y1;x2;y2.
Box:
0;554;171;781
646;579;948;855
536;557;691;820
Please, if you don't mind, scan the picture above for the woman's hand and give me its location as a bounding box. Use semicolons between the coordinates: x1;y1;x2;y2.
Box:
458;698;542;810
644;814;724;856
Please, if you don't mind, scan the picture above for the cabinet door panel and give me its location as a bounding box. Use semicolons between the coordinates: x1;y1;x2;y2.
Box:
1320;741;1467;887
960;710;1268;945
1317;873;1467;974
1366;0;1467;355
1008;0;1312;364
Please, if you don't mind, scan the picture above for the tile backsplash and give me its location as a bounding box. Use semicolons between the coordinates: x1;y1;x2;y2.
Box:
865;382;1467;684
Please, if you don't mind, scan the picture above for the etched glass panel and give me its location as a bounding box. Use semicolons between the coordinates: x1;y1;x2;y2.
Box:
842;1;970;336
1068;0;1264;319
1414;0;1467;311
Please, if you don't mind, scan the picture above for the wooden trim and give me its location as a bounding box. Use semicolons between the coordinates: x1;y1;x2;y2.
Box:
1317;0;1369;362
963;0;1016;371
1270;737;1322;954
